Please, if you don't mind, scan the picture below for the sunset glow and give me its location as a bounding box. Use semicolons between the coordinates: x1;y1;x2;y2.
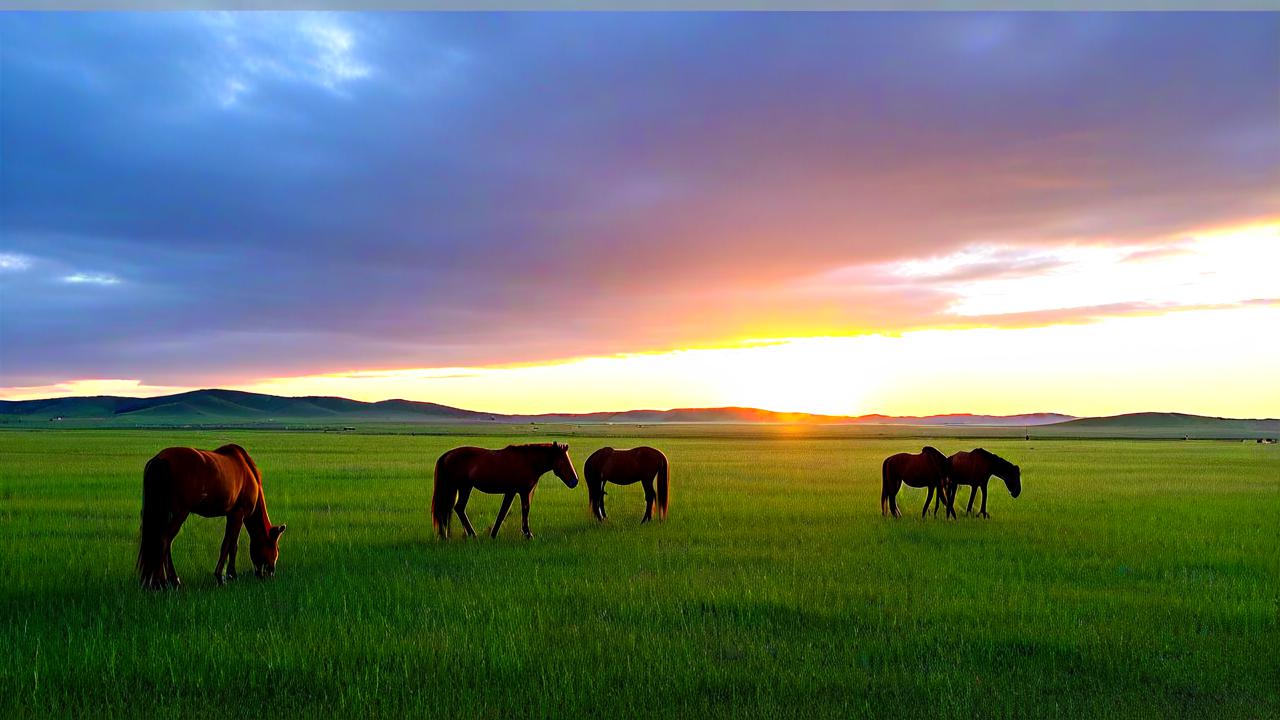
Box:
2;13;1276;418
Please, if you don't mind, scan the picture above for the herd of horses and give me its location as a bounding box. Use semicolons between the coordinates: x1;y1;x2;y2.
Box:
881;446;1022;519
136;440;1019;590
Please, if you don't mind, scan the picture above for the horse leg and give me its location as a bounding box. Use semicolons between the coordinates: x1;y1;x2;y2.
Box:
519;490;534;539
883;474;903;518
599;484;608;520
491;493;515;539
213;515;244;586
922;486;934;519
162;511;188;589
979;484;989;518
965;486;977;514
454;486;477;537
641;478;656;523
226;523;240;581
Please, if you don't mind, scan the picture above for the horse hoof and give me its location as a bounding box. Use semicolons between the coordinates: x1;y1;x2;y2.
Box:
523;532;534;540
214;574;225;587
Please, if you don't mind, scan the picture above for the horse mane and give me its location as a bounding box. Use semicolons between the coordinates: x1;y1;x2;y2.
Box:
215;444;261;483
976;448;1015;474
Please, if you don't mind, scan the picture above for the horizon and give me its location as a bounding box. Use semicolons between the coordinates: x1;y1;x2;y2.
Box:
2;13;1277;417
7;385;1277;423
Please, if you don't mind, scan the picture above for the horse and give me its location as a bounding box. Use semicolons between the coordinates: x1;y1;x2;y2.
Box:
881;446;954;519
946;448;1021;518
583;446;670;522
137;444;286;590
431;442;579;539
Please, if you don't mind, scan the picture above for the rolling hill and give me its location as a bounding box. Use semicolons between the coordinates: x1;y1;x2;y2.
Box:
1048;412;1279;435
1;390;1274;438
0;389;1068;426
0;389;493;424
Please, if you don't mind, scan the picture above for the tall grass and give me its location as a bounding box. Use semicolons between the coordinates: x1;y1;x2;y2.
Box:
1;429;1275;718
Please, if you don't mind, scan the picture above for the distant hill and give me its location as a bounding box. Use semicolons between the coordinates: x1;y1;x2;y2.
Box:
0;389;493;424
849;413;1073;427
0;389;1070;427
2;390;1273;437
1049;412;1279;434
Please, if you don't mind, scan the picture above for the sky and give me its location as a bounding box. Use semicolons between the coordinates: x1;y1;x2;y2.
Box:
1;12;1277;417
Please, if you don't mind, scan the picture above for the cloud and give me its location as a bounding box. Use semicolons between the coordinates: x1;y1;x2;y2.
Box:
61;272;122;286
0;13;1276;387
201;12;373;107
0;253;33;272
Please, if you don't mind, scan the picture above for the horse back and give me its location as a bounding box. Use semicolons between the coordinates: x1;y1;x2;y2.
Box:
146;446;260;515
437;446;538;492
884;451;944;487
598;446;664;484
946;450;986;485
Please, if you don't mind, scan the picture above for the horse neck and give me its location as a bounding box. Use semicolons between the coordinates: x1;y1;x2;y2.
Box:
981;451;1010;478
515;445;555;473
247;486;272;539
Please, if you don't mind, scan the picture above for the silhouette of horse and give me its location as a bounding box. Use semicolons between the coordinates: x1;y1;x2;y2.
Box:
946;448;1021;518
881;446;954;519
583;446;670;522
138;444;286;589
431;442;579;539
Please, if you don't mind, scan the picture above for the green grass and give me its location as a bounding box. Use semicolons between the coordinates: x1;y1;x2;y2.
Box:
1;428;1275;718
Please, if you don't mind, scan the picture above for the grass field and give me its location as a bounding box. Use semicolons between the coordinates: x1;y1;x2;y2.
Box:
1;428;1275;719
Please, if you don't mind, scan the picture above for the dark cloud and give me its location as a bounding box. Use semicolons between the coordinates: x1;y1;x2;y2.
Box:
1;12;1276;386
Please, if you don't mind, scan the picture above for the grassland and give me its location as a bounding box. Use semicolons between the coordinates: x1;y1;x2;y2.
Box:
1;428;1275;719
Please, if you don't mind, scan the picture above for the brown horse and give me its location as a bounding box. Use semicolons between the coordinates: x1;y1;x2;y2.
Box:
946;448;1021;518
137;444;286;590
431;442;579;539
583;446;670;522
881;446;954;519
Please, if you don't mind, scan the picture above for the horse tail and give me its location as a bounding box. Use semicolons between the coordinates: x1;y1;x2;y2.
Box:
430;452;455;538
655;454;670;520
138;456;170;589
880;457;893;516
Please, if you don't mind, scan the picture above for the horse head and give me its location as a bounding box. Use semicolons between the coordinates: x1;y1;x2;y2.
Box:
1003;465;1022;498
982;449;1021;499
250;523;286;578
550;442;579;489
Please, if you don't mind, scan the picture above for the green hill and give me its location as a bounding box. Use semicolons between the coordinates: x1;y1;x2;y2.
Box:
1;390;1273;438
1042;412;1278;439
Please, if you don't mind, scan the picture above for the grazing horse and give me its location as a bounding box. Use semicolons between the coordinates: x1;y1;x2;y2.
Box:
137;444;286;589
583;446;670;522
946;448;1021;518
431;442;579;539
881;446;954;519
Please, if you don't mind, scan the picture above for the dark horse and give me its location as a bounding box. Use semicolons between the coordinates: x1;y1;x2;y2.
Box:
945;448;1021;518
583;446;670;522
138;444;286;589
881;446;954;519
431;442;579;539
